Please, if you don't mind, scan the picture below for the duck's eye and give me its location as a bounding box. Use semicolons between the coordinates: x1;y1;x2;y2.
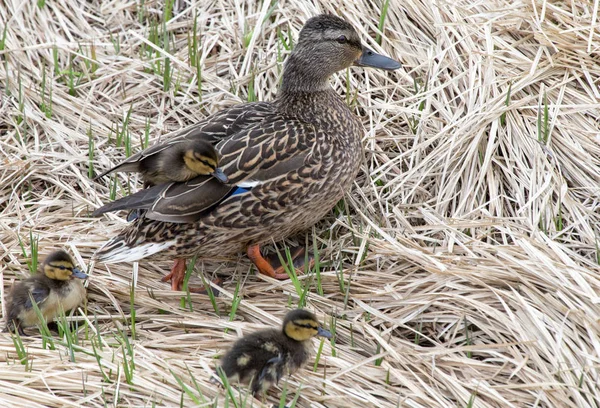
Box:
336;35;347;44
58;266;66;270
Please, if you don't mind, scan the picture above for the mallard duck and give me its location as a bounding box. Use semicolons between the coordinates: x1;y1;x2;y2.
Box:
219;309;332;396
4;250;88;335
93;14;401;290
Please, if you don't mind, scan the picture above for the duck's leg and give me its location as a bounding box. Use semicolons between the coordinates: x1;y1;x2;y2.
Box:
16;323;27;337
247;244;313;280
161;258;223;293
161;258;187;291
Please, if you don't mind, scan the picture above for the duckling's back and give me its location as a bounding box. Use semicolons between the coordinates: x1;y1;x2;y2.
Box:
220;328;311;394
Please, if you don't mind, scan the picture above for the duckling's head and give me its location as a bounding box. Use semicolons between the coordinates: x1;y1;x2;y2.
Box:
282;309;332;342
281;14;401;92
182;141;228;183
42;250;88;281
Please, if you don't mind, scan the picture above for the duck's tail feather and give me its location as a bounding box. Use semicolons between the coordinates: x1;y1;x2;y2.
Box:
94;236;176;263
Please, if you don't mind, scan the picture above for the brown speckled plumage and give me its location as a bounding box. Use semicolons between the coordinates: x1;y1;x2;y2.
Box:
93;14;400;264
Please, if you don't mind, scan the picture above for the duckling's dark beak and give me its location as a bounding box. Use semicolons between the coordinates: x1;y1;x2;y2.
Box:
211;168;229;183
317;327;333;339
71;268;89;279
355;47;401;71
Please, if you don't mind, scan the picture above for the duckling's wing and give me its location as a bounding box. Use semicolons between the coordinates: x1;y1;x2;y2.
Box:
258;355;284;385
94;102;272;180
23;285;50;310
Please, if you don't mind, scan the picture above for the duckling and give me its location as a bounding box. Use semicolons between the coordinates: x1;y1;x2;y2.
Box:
4;250;88;335
220;309;332;397
95;139;228;187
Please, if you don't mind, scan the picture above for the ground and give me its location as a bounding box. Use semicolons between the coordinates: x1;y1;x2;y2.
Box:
1;0;599;407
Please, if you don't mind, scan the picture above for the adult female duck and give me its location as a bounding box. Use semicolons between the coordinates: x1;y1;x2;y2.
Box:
93;14;401;290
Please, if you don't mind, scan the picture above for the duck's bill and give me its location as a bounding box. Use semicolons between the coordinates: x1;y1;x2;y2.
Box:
71;268;89;279
211;168;229;183
317;327;333;339
355;47;401;70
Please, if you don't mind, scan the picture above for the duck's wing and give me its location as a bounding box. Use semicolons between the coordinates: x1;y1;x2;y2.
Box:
94;102;273;180
93;176;234;223
93;116;315;223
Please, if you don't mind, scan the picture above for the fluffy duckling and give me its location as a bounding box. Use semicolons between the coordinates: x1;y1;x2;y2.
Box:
95;139;228;187
220;309;332;396
5;250;88;335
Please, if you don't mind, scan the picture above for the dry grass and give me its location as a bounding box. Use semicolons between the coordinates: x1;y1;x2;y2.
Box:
1;0;600;407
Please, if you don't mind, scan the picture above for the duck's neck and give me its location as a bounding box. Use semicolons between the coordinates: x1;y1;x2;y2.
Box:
278;52;331;95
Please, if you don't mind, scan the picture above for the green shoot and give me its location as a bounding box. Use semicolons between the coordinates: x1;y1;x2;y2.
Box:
10;330;29;367
163;0;174;22
28;292;55;350
52;45;59;75
138;0;146;24
110;32;121;54
312;235;323;296
464;316;472;359
374;341;383;366
500;82;512;127
226;279;242;333
129;280;137;339
537;91;550;144
40;62;53;118
216;366;240;408
247;68;256;102
91;336;112;383
376;0;391;45
142;117;150;149
200;272;220;316
287;384;302;407
0;24;7;52
170;369;205;405
466;391;477;408
555;198;563;231
242;25;253;49
414;320;423;345
180;257;196;311
88;121;95;178
335;259;345;294
109;175;118;201
329;315;337;357
117;328;135;385
55;306;77;362
313;337;325;372
17;230;39;274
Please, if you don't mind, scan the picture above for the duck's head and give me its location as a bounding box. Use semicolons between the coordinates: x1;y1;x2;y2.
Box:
282;309;333;341
182;141;228;183
282;14;401;92
42;250;88;281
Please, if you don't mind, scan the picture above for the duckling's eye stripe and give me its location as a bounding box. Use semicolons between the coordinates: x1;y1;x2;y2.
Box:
49;263;67;270
295;323;318;329
197;158;215;168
